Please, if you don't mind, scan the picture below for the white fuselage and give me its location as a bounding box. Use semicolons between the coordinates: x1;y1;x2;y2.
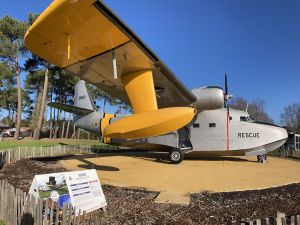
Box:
188;108;287;156
74;107;288;157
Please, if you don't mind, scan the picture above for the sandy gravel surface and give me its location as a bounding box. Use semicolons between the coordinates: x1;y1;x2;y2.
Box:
61;152;300;203
1;157;300;224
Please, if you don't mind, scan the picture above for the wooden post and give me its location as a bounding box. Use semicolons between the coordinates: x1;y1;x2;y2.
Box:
291;216;295;225
8;150;10;164
296;215;300;225
49;200;54;225
54;202;59;225
62;203;67;225
277;212;285;225
68;204;72;225
82;211;86;225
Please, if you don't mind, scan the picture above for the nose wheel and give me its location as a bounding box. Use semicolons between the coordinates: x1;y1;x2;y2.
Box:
169;149;184;164
257;154;267;163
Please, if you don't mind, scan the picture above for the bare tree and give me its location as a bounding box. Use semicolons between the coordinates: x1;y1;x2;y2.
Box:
230;97;274;123
280;103;300;133
229;97;248;111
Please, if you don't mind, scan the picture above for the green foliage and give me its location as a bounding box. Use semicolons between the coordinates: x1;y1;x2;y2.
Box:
0;15;28;62
0;139;103;150
0;61;15;88
50;67;80;104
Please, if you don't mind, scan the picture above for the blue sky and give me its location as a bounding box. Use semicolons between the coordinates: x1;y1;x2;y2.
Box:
1;0;300;122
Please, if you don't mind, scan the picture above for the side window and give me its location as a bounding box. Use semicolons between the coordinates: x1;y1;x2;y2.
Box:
193;123;200;128
240;116;247;122
209;123;216;128
229;116;232;121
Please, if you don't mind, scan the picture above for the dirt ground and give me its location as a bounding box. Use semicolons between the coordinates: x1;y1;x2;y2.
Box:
1;157;300;224
61;152;300;204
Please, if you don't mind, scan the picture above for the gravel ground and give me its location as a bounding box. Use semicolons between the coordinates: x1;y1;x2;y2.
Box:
0;158;300;224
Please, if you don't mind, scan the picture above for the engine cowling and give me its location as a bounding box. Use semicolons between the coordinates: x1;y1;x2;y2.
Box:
191;86;225;110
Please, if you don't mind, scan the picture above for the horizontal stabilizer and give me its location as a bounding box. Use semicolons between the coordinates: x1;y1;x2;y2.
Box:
48;102;94;116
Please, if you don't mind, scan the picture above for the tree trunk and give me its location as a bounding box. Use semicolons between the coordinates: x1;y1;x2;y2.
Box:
14;55;22;140
61;120;65;139
49;91;53;138
71;125;76;139
65;119;70;139
77;128;80;139
30;87;42;132
33;68;49;140
53;109;61;139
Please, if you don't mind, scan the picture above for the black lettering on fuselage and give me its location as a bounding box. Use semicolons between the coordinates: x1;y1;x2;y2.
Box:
237;132;260;138
79;95;86;100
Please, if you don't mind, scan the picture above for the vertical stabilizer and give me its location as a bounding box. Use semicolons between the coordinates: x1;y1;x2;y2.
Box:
74;80;96;111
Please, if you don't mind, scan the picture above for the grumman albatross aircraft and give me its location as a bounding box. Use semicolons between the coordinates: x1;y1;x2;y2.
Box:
25;0;288;164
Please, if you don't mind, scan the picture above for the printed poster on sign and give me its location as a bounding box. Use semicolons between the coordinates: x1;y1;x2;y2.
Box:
29;172;71;208
29;169;107;214
64;170;107;213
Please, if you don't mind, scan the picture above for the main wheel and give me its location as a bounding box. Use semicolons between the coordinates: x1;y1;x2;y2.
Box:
257;154;267;163
169;149;184;164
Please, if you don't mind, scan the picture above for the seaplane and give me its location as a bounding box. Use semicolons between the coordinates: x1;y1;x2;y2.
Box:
25;0;288;164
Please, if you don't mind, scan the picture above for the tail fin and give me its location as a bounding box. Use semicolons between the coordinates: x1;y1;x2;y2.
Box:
74;80;96;111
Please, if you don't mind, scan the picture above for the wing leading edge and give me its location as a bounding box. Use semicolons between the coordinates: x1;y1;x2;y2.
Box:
25;0;196;109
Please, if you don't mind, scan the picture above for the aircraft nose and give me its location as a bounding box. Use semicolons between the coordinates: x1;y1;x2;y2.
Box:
275;126;288;140
264;126;288;153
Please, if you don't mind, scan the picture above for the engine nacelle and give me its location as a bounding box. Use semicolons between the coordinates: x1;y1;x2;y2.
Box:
191;86;225;110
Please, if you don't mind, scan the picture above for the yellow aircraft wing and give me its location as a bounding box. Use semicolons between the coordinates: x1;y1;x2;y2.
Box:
25;0;196;109
25;0;197;139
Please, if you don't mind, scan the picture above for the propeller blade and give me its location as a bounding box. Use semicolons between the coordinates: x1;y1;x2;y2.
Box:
225;73;228;95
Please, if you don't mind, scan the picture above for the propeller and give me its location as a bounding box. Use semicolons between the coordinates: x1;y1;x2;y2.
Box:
224;73;233;108
224;73;233;150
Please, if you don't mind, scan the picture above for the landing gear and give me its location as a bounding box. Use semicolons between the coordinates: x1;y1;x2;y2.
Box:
257;154;267;163
169;149;184;164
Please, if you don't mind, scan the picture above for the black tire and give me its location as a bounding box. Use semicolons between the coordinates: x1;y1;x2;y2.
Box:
169;149;184;164
257;154;267;163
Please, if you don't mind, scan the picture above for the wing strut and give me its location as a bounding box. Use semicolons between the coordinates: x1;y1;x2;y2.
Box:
112;50;118;79
102;70;196;139
121;70;158;113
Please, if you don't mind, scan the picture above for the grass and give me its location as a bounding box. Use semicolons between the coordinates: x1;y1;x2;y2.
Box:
39;186;69;199
0;220;5;225
0;138;103;150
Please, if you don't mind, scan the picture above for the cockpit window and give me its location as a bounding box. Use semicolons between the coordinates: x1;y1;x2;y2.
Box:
240;116;247;122
247;116;254;122
209;123;216;128
240;116;254;122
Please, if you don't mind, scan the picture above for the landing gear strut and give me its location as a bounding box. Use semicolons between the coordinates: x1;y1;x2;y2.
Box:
169;149;184;164
257;154;267;163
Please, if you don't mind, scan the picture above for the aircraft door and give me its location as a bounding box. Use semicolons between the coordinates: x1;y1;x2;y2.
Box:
178;126;192;150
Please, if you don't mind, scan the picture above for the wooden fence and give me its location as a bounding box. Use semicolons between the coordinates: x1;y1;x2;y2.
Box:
240;211;300;225
0;145;300;225
0;181;106;225
0;144;119;225
269;149;300;159
0;144;127;169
